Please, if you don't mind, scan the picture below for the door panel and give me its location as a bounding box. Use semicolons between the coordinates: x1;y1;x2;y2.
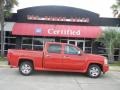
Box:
63;55;85;70
44;44;62;69
44;53;62;69
62;45;85;70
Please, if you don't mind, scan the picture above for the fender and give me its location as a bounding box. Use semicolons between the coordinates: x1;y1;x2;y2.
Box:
83;61;103;72
17;56;34;67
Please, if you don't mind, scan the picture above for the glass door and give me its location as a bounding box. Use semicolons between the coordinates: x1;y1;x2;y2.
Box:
68;40;85;51
68;40;77;46
77;41;85;51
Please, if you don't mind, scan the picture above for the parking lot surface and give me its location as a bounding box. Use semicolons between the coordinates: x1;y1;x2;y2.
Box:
0;68;120;90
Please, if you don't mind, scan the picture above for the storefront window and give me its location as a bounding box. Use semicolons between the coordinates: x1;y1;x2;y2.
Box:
33;38;43;45
44;38;55;43
4;44;16;50
33;45;43;51
85;40;92;47
5;38;16;44
92;42;107;55
33;38;43;50
85;48;92;53
60;39;67;43
20;37;55;51
21;37;32;50
22;45;32;50
4;31;16;56
85;40;92;53
22;37;32;44
5;31;13;37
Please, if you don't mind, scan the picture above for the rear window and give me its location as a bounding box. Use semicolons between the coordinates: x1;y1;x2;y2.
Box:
47;44;62;53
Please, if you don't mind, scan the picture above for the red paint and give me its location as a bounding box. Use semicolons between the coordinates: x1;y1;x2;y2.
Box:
7;42;109;74
12;23;102;38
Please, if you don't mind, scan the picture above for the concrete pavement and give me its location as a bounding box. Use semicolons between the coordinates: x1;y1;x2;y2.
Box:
0;68;120;90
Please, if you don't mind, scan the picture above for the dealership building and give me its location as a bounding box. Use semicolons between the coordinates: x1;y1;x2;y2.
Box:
1;6;120;59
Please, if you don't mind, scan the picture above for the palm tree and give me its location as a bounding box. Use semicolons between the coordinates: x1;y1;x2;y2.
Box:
111;0;120;61
0;0;18;58
114;30;120;60
111;0;120;18
96;27;119;63
118;33;120;60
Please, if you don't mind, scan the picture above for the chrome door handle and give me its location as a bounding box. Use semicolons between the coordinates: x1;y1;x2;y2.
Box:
64;56;70;58
46;55;50;57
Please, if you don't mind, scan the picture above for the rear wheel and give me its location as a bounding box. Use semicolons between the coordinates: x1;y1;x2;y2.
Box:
19;61;33;76
87;64;101;78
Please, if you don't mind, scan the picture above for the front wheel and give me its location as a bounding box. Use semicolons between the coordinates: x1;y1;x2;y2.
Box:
19;61;33;76
87;64;101;78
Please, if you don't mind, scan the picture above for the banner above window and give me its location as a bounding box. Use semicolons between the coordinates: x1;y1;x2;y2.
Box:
12;23;102;38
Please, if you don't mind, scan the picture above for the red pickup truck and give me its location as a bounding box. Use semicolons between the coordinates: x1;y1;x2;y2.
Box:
7;42;109;78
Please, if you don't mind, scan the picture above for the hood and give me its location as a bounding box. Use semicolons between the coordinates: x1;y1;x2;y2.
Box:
83;53;105;61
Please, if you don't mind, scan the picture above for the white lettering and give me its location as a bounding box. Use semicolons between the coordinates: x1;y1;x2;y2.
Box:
48;29;53;34
48;29;81;36
76;30;80;35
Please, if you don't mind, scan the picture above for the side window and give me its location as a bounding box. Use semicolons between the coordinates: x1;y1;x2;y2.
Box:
64;45;79;55
47;44;62;53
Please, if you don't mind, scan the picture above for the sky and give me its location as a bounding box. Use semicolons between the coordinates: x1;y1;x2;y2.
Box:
12;0;116;18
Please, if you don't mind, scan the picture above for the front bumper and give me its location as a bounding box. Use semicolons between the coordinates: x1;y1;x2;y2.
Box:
103;64;109;73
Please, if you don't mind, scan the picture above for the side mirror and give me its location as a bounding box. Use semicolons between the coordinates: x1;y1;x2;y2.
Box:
78;51;81;55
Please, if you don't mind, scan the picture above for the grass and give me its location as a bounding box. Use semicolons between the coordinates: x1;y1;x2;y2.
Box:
0;57;6;61
109;61;120;66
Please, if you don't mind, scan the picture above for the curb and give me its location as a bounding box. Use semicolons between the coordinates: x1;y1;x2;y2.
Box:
110;69;120;72
0;65;10;68
0;60;9;68
109;66;120;72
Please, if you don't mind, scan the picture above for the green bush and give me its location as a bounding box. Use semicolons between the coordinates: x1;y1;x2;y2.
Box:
0;57;5;61
109;61;120;66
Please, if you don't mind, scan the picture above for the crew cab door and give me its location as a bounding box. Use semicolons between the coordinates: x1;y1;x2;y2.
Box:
44;43;62;69
62;45;85;70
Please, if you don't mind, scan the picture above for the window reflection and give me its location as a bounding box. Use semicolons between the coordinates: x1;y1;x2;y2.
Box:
22;37;32;44
48;44;61;53
64;45;79;55
22;45;32;50
33;45;43;51
33;38;43;45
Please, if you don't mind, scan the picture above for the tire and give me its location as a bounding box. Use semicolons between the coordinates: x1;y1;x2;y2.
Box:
19;61;33;76
87;64;101;78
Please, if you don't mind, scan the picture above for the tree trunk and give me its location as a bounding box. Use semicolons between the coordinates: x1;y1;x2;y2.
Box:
108;53;114;63
107;46;114;63
0;1;5;58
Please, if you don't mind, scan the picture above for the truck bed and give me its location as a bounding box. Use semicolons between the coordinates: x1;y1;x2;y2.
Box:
7;49;43;69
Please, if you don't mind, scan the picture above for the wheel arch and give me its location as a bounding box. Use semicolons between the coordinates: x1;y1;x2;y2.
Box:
87;63;103;72
18;58;34;68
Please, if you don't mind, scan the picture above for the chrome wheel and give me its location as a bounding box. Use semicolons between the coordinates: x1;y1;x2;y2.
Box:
88;65;101;78
90;67;99;77
19;61;33;76
21;64;31;74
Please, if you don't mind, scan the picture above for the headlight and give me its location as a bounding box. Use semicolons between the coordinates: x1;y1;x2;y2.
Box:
104;58;108;64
